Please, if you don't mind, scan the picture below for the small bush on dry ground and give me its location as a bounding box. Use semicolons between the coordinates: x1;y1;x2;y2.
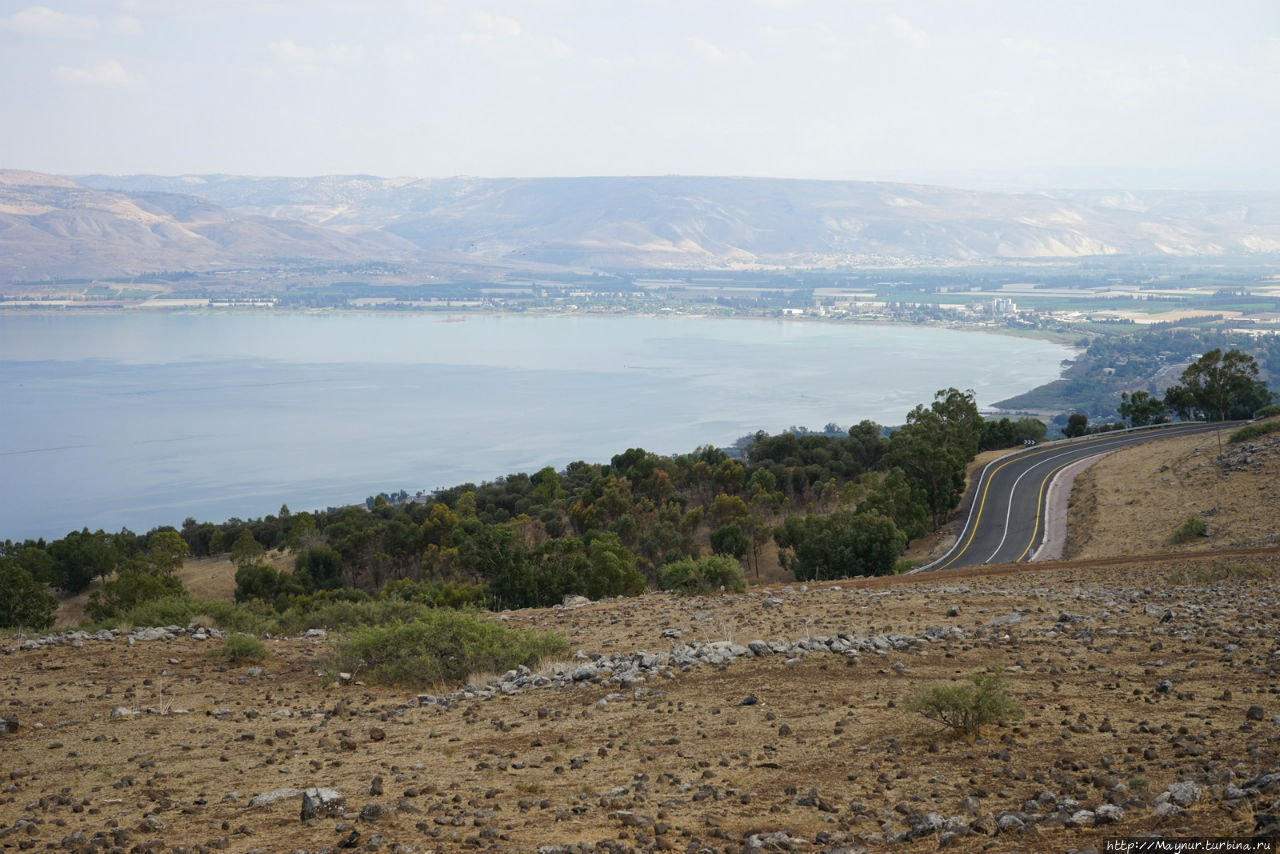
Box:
327;610;567;689
1171;516;1210;543
905;671;1022;736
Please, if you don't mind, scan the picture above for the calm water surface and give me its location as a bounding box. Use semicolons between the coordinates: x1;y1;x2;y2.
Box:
0;313;1072;540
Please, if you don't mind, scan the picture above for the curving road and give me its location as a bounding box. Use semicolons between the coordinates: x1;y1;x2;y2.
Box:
914;421;1230;573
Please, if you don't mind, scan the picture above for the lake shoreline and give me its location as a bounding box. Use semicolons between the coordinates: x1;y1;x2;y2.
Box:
1;313;1074;540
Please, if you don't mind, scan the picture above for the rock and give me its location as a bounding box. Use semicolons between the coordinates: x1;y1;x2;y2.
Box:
743;830;810;852
1245;772;1280;793
0;717;15;734
985;613;1025;627
608;810;653;828
1094;804;1124;825
250;788;302;808
561;594;592;608
1152;801;1186;818
359;803;388;822
1161;781;1202;807
1068;810;1095;828
740;694;759;706
910;812;945;838
1246;705;1266;721
110;706;139;719
996;812;1025;833
947;605;961;617
301;787;345;820
1155;679;1174;695
368;728;386;742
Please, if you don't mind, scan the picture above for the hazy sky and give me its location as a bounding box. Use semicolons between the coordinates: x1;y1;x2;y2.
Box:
3;1;1279;188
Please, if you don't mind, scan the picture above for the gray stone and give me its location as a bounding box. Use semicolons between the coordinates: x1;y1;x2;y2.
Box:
1246;705;1266;721
301;787;345;820
1094;804;1124;825
1164;781;1202;807
249;788;303;808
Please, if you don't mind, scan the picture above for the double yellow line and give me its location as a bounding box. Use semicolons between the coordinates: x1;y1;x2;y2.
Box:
925;423;1213;572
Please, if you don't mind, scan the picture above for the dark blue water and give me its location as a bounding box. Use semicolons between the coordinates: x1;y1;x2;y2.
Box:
0;313;1071;540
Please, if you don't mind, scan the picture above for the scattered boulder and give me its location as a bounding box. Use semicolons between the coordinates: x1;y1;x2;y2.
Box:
300;788;346;820
249;788;303;808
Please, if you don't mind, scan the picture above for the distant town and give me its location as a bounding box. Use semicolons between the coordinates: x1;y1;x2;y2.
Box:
6;265;1280;344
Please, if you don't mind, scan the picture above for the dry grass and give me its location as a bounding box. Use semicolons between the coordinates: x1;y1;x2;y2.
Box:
1066;429;1280;558
5;433;1279;851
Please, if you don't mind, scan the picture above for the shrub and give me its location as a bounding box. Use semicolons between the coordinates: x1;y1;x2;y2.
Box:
1171;516;1209;544
1253;403;1280;419
380;579;491;609
1168;562;1272;585
86;571;186;623
658;555;747;594
215;633;270;664
327;610;567;688
114;594;199;629
1228;421;1280;443
905;671;1022;736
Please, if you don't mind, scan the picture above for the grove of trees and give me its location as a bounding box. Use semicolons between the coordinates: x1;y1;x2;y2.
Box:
0;386;1076;626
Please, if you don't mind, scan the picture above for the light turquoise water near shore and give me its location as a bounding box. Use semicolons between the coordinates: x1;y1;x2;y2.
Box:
0;313;1071;540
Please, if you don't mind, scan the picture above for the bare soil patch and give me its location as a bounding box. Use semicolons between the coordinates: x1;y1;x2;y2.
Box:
1066;428;1280;558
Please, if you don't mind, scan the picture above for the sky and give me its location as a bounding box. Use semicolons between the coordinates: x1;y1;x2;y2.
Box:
2;0;1280;189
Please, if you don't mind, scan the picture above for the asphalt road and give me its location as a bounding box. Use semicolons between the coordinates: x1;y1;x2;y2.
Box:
914;421;1231;572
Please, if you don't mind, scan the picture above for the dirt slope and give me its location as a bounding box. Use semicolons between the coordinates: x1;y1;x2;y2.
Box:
4;431;1280;852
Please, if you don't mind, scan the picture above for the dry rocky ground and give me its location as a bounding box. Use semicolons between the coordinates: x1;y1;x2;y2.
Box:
3;434;1280;854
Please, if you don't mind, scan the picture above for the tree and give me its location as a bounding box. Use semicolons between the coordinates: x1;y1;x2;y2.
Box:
1164;348;1268;423
709;523;749;561
1063;413;1089;438
47;529;121;593
774;510;906;580
143;530;189;576
229;529;265;569
1164;348;1274;452
860;468;930;540
1117;390;1166;428
294;546;344;590
0;558;58;630
885;409;968;528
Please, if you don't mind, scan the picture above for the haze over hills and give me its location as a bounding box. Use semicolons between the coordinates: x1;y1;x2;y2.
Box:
7;169;1280;282
0;171;421;282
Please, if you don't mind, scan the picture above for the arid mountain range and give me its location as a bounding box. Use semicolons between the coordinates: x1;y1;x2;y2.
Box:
5;169;1280;281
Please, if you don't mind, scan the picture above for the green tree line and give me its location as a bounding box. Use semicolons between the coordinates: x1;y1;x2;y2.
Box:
3;388;1051;628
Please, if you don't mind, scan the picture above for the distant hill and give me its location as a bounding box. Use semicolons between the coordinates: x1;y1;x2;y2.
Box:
0;172;420;281
7;170;1280;282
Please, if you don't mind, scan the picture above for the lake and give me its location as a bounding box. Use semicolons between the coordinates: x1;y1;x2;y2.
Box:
0;312;1072;540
